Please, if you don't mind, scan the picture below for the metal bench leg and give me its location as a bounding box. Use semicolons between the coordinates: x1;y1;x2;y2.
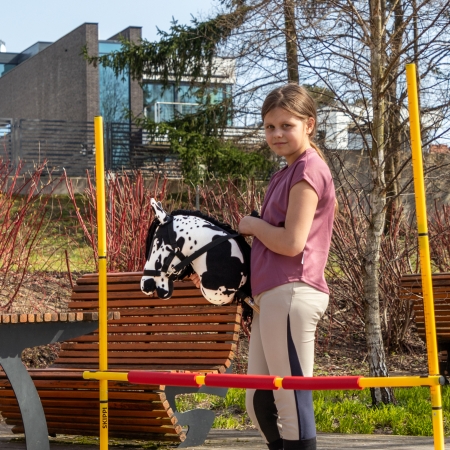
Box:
0;321;100;450
165;386;216;448
165;366;232;448
0;356;50;450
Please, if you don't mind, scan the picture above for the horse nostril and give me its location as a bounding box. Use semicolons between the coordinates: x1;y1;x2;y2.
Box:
142;278;156;294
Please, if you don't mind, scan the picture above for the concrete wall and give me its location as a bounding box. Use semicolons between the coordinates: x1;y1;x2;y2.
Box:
0;23;99;122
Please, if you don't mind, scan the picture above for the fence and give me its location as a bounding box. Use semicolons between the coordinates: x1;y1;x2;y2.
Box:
0;118;266;179
106;122;182;178
0;118;12;161
0;118;183;178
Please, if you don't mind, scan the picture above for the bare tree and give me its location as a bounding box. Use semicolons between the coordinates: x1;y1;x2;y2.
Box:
278;0;450;404
87;0;450;405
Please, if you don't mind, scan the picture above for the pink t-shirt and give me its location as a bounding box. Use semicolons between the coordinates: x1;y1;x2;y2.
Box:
251;149;335;295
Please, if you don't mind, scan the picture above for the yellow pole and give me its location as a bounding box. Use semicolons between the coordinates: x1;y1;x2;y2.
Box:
406;63;444;450
359;376;442;388
84;371;128;382
94;116;109;450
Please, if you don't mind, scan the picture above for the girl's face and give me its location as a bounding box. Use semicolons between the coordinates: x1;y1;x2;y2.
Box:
264;107;314;166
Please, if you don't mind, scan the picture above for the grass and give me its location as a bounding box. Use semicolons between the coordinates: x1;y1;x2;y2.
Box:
176;386;450;435
22;194;95;273
176;388;249;430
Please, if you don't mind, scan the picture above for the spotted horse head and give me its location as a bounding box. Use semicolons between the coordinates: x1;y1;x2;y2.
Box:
141;199;250;305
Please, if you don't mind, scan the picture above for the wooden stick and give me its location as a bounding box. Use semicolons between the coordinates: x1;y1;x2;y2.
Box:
243;297;260;314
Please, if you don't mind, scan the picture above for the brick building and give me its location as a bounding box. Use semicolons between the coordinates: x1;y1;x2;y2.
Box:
0;23;234;123
0;23;143;122
0;24;236;177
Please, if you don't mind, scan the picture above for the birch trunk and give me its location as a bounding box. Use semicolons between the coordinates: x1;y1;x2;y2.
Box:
365;0;395;405
384;0;404;233
284;0;299;83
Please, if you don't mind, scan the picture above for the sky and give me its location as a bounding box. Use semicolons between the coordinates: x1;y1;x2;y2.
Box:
1;0;217;53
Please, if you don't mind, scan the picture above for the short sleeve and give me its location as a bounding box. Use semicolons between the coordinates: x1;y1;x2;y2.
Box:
289;151;329;200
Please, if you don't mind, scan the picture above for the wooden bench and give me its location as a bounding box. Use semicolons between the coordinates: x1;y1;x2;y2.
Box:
400;273;450;377
0;311;117;450
0;272;242;447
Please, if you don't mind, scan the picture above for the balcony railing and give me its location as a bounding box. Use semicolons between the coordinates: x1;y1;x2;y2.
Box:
146;102;200;124
143;102;265;146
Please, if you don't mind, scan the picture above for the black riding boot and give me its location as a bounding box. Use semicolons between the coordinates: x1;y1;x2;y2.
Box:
267;438;283;450
283;437;317;450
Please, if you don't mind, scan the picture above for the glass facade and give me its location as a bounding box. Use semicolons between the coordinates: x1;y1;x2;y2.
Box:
143;82;229;123
0;63;15;78
98;42;131;168
98;41;130;123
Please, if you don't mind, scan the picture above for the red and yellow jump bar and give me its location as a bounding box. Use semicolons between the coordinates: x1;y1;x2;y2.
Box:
83;371;445;390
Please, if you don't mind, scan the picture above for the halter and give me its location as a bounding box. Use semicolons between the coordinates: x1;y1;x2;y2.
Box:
143;216;239;281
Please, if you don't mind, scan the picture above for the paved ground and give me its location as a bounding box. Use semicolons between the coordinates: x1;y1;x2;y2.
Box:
0;422;447;449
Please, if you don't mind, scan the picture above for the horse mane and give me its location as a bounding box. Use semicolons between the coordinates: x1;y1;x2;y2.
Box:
144;218;160;260
170;209;251;252
171;209;236;234
145;208;251;263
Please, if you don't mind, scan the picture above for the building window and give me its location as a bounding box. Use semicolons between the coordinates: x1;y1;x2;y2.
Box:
98;41;130;123
0;63;15;78
143;82;229;123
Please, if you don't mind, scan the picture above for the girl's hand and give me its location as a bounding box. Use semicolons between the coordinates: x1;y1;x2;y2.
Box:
238;216;257;236
190;273;201;289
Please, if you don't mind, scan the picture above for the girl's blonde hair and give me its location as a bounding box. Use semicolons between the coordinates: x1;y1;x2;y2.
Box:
261;83;326;161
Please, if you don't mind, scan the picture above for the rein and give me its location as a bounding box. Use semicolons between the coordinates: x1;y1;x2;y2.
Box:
143;218;238;281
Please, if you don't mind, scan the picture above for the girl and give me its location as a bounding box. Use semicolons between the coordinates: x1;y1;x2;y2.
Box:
238;84;336;450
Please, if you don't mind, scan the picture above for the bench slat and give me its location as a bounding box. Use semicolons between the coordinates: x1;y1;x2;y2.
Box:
101;324;240;333
58;349;234;358
0;389;164;401
0;379;164;392
73;284;202;296
107;314;239;324
115;306;239;316
4;412;176;427
54;357;233;365
51;363;229;371
75;333;239;343
10;425;182;441
69;298;210;308
71;291;197;301
415;316;450;322
0;397;172;411
62;342;236;351
1;407;173;419
65;322;240;336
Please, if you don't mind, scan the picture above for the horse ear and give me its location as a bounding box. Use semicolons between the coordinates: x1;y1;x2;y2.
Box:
151;198;169;223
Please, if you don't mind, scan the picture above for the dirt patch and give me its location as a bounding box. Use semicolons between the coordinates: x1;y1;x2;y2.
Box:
0;271;76;368
233;312;428;378
0;271;74;315
314;314;428;377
